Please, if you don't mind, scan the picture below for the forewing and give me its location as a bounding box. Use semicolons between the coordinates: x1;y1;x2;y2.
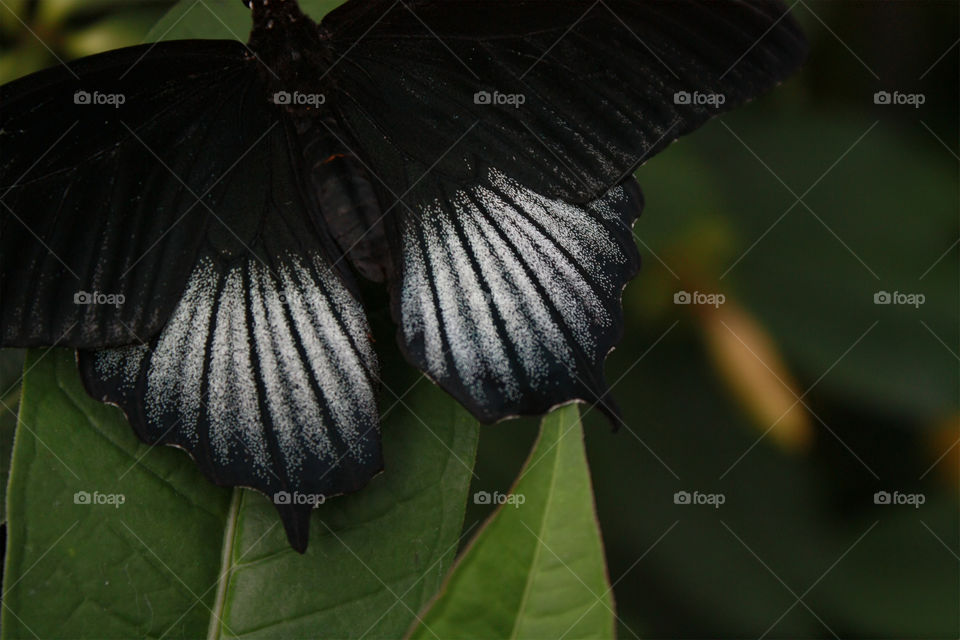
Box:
318;0;804;421
0;40;266;347
321;0;808;203
79;118;383;552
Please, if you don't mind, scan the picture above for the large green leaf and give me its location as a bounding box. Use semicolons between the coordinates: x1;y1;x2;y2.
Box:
206;359;480;639
408;404;614;640
3;345;479;638
3;350;232;638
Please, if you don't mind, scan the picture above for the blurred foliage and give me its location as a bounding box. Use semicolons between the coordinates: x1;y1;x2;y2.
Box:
0;0;175;83
0;0;957;637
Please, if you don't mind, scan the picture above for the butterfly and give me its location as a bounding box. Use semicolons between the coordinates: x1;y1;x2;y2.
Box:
0;0;807;551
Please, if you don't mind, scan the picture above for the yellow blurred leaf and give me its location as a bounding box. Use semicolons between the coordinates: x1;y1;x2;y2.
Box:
926;415;960;488
697;300;813;452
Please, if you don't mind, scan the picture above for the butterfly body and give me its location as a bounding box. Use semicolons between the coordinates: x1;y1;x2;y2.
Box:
248;0;333;113
244;1;392;281
303;124;391;283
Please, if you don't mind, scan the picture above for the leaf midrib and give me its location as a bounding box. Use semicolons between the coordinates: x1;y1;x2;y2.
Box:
509;423;563;640
207;488;243;640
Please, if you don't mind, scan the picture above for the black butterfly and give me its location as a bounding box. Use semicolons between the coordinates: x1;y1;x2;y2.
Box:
0;0;807;551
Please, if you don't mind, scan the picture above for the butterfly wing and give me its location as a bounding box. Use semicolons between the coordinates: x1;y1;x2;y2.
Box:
3;40;383;550
320;0;808;203
1;40;259;347
76;99;382;554
316;0;805;422
396;169;643;422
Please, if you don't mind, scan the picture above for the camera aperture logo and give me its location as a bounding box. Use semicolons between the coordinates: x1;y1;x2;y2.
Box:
74;490;125;508
873;290;925;308
74;290;125;308
873;90;925;109
673;490;725;509
73;90;125;109
674;90;726;108
474;90;526;108
273;91;326;107
674;290;725;308
273;490;326;506
473;490;526;508
873;490;925;509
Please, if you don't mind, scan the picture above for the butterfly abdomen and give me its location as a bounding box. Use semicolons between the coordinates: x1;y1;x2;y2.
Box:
297;114;391;284
246;1;392;282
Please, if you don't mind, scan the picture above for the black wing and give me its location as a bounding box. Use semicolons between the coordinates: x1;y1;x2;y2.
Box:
77;121;383;548
3;40;383;550
395;169;642;422
321;0;808;203
1;40;253;347
316;0;805;422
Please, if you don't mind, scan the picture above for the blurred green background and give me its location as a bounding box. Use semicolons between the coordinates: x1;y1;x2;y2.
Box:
1;0;957;637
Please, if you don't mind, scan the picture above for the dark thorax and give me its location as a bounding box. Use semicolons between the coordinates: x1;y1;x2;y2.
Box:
247;0;330;111
245;0;390;283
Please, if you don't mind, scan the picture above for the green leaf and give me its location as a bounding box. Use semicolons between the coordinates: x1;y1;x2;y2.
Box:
145;0;250;41
3;349;233;638
146;0;347;42
3;345;478;638
408;404;614;640
206;359;480;639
